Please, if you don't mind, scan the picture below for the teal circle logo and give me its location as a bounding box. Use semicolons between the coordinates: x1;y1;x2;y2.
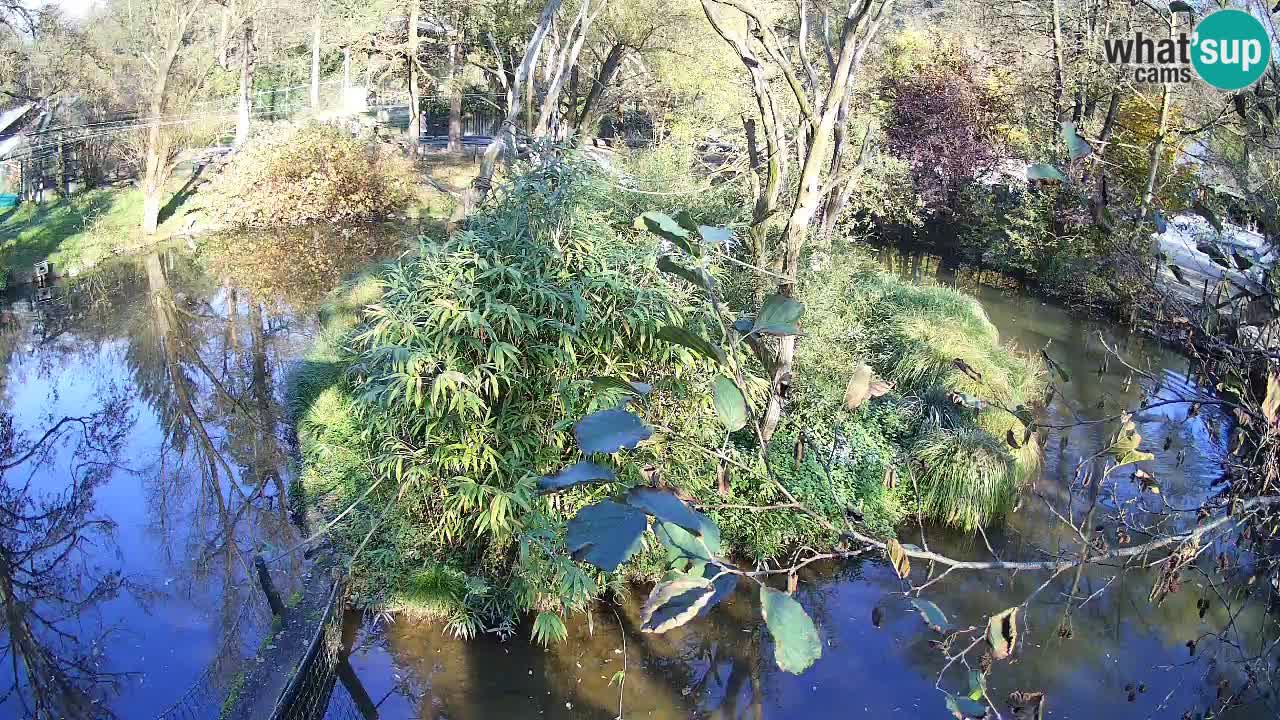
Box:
1191;9;1271;91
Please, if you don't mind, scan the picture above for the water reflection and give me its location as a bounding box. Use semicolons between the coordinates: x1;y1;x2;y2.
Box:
339;247;1279;720
201;224;410;310
0;249;317;718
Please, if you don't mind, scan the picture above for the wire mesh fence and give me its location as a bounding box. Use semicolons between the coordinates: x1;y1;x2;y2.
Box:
152;598;276;720
268;577;373;720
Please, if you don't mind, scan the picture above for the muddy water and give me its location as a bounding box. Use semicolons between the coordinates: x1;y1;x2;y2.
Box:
0;224;404;719
338;251;1279;720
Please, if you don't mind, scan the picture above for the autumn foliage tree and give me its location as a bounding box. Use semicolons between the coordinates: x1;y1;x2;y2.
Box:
881;52;1002;215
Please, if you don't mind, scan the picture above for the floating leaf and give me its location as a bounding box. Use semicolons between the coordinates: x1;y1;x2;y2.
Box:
657;255;714;291
1264;371;1280;425
640;574;715;633
565;500;649;571
753;294;805;336
887;539;911;579
574;409;653;454
538;461;616;493
947;693;989;719
635;211;698;255
697;225;733;245
911;598;950;632
712;376;748;431
657;326;727;365
760;586;822;674
1061;121;1092;160
624;488;706;536
987;607;1019;661
1027;163;1067;182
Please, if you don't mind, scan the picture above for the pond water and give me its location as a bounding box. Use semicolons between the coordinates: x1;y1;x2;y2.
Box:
0;243;1275;719
0;223;407;719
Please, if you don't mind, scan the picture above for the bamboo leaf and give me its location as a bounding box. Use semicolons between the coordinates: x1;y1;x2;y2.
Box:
589;376;652;398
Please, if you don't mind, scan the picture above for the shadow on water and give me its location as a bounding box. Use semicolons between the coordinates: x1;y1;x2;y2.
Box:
336;247;1280;720
0;222;406;719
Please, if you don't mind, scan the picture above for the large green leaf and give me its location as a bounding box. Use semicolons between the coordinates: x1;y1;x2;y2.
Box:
1026;163;1067;182
657;255;714;291
760;586;822;674
538;461;616;493
565;500;649;571
712;376;748;431
946;693;989;719
589;376;652;398
656;326;727;364
640;574;715;633
655;518;720;562
1106;413;1154;468
911;598;950;631
625;488;707;536
753;294;805;336
697;225;733;245
987;607;1019;660
635;211;699;256
574;409;653;454
1060;121;1092;160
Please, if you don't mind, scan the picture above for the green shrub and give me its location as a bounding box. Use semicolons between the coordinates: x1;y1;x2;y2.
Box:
203;122;416;229
790;247;1043;531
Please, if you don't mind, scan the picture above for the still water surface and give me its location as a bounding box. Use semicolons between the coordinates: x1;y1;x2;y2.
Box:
0;244;1274;719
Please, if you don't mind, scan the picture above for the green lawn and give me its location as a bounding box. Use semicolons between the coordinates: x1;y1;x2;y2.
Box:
0;168;206;284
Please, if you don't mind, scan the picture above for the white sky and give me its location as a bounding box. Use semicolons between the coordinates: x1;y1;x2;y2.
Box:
36;0;100;19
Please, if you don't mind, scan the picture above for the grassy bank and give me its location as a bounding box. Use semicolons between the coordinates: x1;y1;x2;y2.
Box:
286;157;1044;634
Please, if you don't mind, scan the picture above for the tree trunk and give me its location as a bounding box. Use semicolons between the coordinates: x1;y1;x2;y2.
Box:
534;0;603;138
450;0;564;226
572;42;625;140
448;42;462;152
235;19;255;148
1050;0;1066;124
407;0;421;142
310;12;321;109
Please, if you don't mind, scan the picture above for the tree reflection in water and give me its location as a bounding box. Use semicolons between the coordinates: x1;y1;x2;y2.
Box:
0;391;136;718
